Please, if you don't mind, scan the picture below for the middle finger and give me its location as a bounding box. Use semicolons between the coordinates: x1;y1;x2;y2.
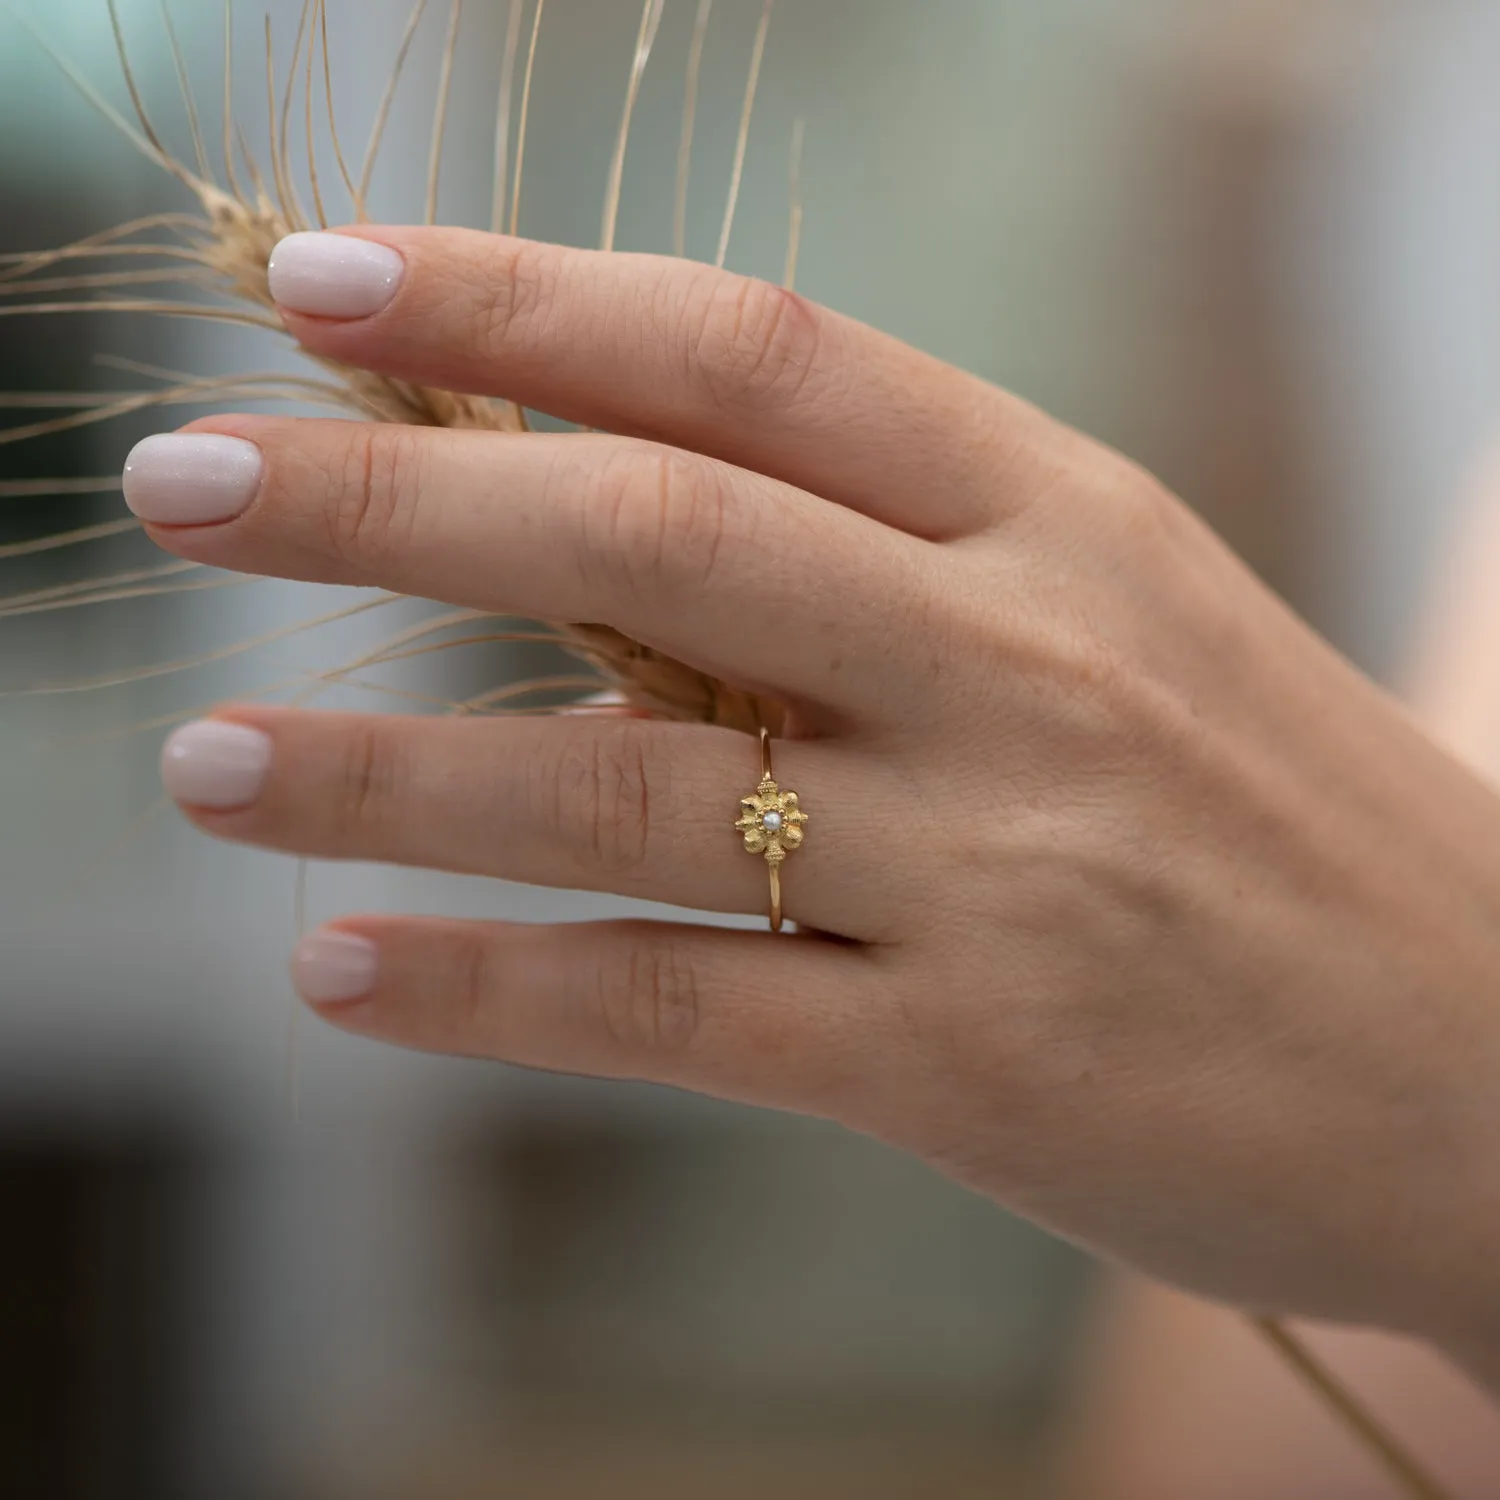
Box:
123;418;923;719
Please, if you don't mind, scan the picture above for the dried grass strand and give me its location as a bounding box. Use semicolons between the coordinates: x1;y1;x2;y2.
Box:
0;268;221;299
716;0;773;269
0;560;200;615
463;674;600;711
1;390;186;409
287;855;310;1120
44;673;473;755
0;574;256;624
264;17;294;224
0;300;283;333
355;630;574;672
0;228;211;286
0;375;339;448
426;0;465;226
0;246;214;279
105;0;198;191
359;0;430;205
509;0;547;237
674;0;713;259
295;609;570;724
90;359;356;408
309;607;498;689
5;3;177;178
0;575;256;622
317;0;362;217
0;217;207;284
0;477;123;499
784;116;805;290
490;0;526;235
235;121;273;204
0;520;140;562
159;0;213;183
304;0;329;229
221;0;245;198
36;680;307;752
93;352;194;382
8;593;401;695
600;0;666;253
311;675;473;711
270;3;316;229
1251;1319;1452;1500
0;573;261;627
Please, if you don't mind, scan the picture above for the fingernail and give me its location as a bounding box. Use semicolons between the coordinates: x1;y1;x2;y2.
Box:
292;931;380;1005
268;231;406;319
123;434;264;525
161;719;274;809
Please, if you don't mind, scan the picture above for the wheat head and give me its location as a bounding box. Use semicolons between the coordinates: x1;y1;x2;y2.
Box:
1;0;786;733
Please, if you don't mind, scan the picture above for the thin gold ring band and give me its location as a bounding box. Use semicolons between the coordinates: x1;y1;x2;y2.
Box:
734;727;808;932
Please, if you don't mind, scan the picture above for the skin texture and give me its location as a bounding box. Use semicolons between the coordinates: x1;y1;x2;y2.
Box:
133;227;1500;1384
1063;438;1500;1497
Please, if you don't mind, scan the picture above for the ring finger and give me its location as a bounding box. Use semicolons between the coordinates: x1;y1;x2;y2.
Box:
161;708;895;942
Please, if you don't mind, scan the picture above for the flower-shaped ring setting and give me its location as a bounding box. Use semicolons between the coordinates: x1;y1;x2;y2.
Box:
734;728;808;932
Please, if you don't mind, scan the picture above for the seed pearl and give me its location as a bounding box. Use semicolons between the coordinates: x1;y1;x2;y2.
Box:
762;810;784;833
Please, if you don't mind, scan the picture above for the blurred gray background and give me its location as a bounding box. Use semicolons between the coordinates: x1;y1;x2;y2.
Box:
3;2;1499;1497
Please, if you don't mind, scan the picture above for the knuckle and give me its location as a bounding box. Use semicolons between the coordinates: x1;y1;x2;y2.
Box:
475;239;562;354
339;720;406;834
598;933;702;1055
329;426;424;566
1116;472;1175;538
693;273;822;415
546;722;656;874
1091;459;1188;556
577;445;733;601
456;929;496;1041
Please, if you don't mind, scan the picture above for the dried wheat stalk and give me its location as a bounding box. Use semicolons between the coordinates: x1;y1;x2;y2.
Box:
1;0;783;731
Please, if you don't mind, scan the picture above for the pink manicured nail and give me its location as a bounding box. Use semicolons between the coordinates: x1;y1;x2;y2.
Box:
123;434;264;525
292;931;380;1005
268;232;406;319
161;720;273;809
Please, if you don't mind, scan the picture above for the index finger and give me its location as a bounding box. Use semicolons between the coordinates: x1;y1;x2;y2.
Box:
267;228;1062;539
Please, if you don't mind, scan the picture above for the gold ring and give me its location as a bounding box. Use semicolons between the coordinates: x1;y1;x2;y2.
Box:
734;728;807;932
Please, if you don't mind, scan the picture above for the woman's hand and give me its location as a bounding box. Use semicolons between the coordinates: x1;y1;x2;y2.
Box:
124;227;1500;1381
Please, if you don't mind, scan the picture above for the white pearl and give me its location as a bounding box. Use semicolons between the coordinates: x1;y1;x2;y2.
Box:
762;810;784;833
